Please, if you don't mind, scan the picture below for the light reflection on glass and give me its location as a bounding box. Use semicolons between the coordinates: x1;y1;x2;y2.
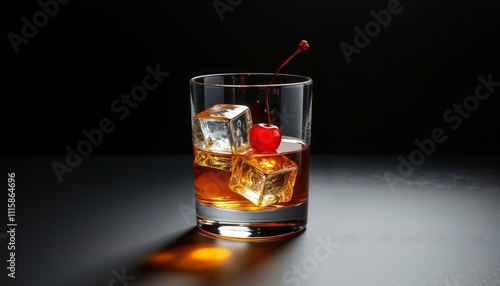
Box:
219;226;252;238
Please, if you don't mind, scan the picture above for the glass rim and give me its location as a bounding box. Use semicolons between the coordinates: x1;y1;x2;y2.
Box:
190;72;312;88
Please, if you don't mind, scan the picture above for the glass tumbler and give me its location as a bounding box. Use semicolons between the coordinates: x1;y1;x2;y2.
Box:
190;73;313;241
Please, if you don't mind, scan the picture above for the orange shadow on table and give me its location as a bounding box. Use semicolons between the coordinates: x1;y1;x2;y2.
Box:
134;226;303;283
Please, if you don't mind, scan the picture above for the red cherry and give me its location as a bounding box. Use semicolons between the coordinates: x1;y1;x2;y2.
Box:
299;40;309;51
249;123;282;153
249;40;309;153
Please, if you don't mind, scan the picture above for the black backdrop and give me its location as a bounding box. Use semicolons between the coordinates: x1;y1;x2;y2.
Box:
3;0;500;157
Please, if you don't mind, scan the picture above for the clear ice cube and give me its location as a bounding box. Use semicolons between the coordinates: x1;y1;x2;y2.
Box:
228;154;298;206
193;104;253;154
194;149;233;171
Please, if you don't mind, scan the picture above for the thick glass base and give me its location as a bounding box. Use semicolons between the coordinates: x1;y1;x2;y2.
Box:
196;201;307;241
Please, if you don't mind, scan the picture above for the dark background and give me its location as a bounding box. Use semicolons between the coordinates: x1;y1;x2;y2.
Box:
3;0;500;157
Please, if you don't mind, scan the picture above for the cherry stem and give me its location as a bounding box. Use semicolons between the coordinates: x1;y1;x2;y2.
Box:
265;40;309;126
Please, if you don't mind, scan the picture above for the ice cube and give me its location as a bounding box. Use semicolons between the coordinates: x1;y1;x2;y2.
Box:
193;104;253;154
228;154;297;206
194;149;233;171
